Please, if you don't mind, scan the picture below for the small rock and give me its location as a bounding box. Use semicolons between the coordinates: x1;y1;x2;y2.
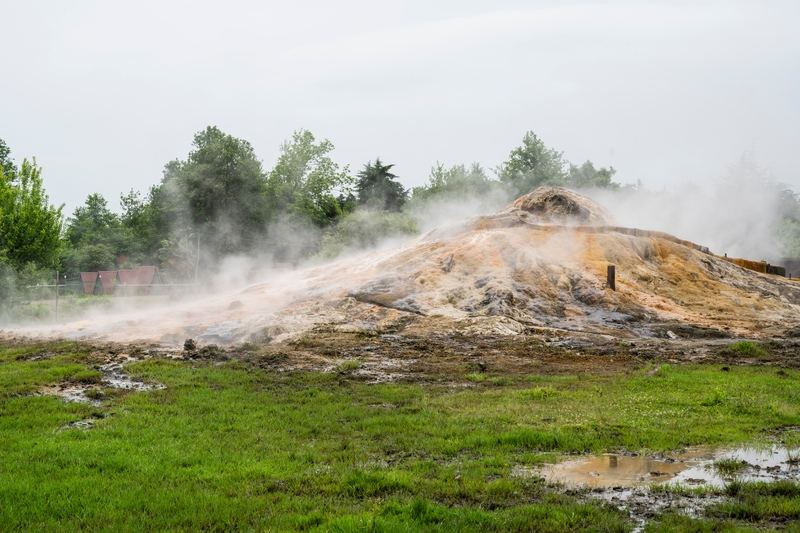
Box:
184;338;197;351
666;330;678;339
440;254;455;273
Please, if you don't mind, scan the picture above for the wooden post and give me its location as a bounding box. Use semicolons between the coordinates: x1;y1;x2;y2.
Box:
607;265;616;291
55;270;59;324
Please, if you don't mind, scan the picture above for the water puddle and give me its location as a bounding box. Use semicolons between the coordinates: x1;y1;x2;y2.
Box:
538;446;799;488
100;361;162;393
43;360;164;405
532;444;799;532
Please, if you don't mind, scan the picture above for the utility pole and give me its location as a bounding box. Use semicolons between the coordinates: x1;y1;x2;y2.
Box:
194;232;200;288
55;270;59;324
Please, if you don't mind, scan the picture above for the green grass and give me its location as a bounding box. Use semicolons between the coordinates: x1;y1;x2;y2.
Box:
647;481;800;532
713;457;749;477
336;359;362;372
2;341;800;531
718;341;768;358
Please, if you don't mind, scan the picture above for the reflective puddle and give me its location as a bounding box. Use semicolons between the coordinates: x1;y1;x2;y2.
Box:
537;446;800;488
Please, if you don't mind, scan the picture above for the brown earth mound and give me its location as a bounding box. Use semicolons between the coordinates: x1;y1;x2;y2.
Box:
26;188;800;345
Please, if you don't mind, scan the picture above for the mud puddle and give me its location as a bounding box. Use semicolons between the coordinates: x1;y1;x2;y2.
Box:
536;444;800;531
43;360;164;405
540;446;799;488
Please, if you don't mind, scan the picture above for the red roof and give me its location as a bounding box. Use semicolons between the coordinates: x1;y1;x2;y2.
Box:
117;266;161;294
97;271;117;294
79;272;98;295
116;269;137;285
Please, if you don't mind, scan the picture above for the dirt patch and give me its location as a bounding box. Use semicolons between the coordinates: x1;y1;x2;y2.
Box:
159;325;800;384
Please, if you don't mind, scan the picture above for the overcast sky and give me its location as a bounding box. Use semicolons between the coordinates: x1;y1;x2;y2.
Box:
3;0;799;216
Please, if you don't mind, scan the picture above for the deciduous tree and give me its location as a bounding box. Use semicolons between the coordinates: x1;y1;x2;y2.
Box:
267;129;352;226
0;158;63;269
566;161;619;189
496;132;567;195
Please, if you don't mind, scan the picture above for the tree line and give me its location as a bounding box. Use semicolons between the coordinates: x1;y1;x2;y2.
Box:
2;126;799;317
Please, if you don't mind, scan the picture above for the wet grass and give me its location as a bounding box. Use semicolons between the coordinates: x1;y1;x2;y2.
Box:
647;481;800;532
2;341;800;530
713;457;750;477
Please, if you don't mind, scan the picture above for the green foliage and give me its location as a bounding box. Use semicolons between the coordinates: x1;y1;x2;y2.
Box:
356;158;407;212
316;209;419;260
567;160;619;189
157;235;196;282
64;193;119;246
0;260;54;322
0;156;63;320
411;162;498;203
496;131;568;195
265;130;352;262
165;126;269;256
118;188;159;262
267;129;351;227
59;193;132;276
777;217;800;256
0;137;16;181
0;158;63;269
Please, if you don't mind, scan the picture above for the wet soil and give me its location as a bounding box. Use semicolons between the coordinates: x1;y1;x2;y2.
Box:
221;324;800;383
6;322;800;388
22;342;168;404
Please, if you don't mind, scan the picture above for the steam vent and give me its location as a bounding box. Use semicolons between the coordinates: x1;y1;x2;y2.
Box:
55;187;800;344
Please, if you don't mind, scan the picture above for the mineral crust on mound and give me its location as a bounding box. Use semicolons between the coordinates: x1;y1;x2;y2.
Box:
498;187;616;226
29;188;800;344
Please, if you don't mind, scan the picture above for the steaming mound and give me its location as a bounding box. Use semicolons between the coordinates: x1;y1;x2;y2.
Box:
498;187;616;226
30;188;800;345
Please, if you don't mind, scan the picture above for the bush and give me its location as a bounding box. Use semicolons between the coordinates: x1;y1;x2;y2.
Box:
0;258;58;323
315;209;418;260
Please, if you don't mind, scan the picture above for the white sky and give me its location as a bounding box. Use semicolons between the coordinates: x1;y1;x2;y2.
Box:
3;0;800;216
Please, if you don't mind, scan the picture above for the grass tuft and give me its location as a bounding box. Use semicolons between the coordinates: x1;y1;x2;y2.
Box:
713;456;749;476
718;341;767;358
69;369;102;384
336;359;361;372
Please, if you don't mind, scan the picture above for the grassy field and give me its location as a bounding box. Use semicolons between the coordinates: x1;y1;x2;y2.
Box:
1;339;799;531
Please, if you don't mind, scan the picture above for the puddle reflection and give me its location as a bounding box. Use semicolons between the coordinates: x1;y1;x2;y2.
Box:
536;446;799;488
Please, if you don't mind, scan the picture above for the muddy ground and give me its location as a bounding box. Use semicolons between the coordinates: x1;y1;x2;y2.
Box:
6;318;799;386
